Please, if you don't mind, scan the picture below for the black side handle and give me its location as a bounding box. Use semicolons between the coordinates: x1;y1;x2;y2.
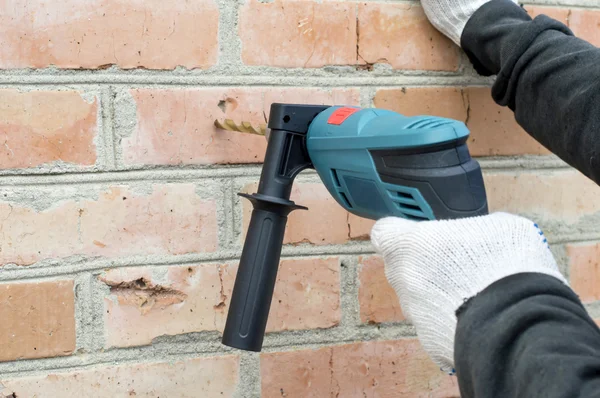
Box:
221;193;303;351
222;104;329;351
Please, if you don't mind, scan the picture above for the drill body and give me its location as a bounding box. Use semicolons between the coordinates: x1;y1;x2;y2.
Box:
308;106;487;220
221;103;488;352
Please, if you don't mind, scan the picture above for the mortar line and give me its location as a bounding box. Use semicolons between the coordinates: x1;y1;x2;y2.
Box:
521;1;600;9
2;227;599;283
100;86;117;170
0;322;418;378
0;156;570;184
339;256;361;329
0;244;376;282
0;74;494;86
73;274;94;354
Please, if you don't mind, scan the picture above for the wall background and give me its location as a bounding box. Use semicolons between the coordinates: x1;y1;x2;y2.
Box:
1;0;600;396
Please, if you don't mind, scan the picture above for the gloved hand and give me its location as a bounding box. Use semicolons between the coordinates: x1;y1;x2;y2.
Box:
370;212;567;373
420;0;518;45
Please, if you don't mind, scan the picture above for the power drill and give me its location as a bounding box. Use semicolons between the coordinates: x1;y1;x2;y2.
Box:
219;103;488;352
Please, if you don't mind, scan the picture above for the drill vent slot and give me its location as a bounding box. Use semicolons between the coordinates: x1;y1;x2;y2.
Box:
387;189;429;220
331;169;342;187
404;118;454;130
399;202;421;212
339;192;353;208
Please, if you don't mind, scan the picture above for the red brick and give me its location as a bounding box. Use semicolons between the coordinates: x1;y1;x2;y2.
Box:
239;0;357;68
101;258;340;347
526;6;600;47
375;87;467;120
0;0;218;69
566;243;600;303
358;256;404;324
484;169;600;223
0;89;97;169
374;87;549;156
525;6;571;26
122;88;359;166
262;258;341;333
569;9;600;47
261;340;460;397
0;184;217;266
0;355;239;397
0;280;75;362
358;3;460;71
348;213;376;240
242;182;371;245
466;87;549;156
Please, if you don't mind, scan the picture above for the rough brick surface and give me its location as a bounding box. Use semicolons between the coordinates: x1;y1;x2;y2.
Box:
527;7;600;47
0;0;219;69
375;87;467;120
242;182;371;245
239;1;459;70
239;0;357;68
0;355;239;397
101;258;340;347
0;89;98;169
358;3;460;71
0;184;217;266
359;256;404;324
566;243;600;303
484;170;600;223
570;9;600;47
122;88;359;166
261;340;460;397
526;6;571;26
0;280;75;362
374;87;549;156
466;87;549;156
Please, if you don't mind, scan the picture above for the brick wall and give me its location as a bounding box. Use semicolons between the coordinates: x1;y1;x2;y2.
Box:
1;0;600;397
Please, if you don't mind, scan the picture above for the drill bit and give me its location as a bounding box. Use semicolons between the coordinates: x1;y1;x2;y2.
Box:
214;119;268;136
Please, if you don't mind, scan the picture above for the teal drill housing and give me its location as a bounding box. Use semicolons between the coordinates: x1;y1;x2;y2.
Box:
221;103;488;353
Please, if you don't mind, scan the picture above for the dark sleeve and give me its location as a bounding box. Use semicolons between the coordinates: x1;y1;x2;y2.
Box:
455;273;600;398
461;0;600;184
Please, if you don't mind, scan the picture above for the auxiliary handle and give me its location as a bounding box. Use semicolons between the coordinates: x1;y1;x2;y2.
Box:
221;104;329;351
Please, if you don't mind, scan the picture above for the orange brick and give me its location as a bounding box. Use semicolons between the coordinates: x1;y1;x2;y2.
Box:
0;90;97;169
0;355;239;397
358;3;460;71
0;0;218;69
484;169;600;223
526;6;600;47
566;243;600;303
374;87;468;120
0;280;75;362
122;88;359;166
569;9;600;47
242;182;371;245
0;184;217;266
239;0;357;68
466;87;549;156
358;256;404;324
374;87;548;156
262;258;341;333
261;340;460;397
525;6;571;26
348;213;376;240
101;258;340;347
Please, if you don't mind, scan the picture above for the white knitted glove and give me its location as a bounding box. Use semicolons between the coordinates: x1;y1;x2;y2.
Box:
370;212;567;373
420;0;519;45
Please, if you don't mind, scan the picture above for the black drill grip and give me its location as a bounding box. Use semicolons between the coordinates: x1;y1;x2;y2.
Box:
221;195;296;351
